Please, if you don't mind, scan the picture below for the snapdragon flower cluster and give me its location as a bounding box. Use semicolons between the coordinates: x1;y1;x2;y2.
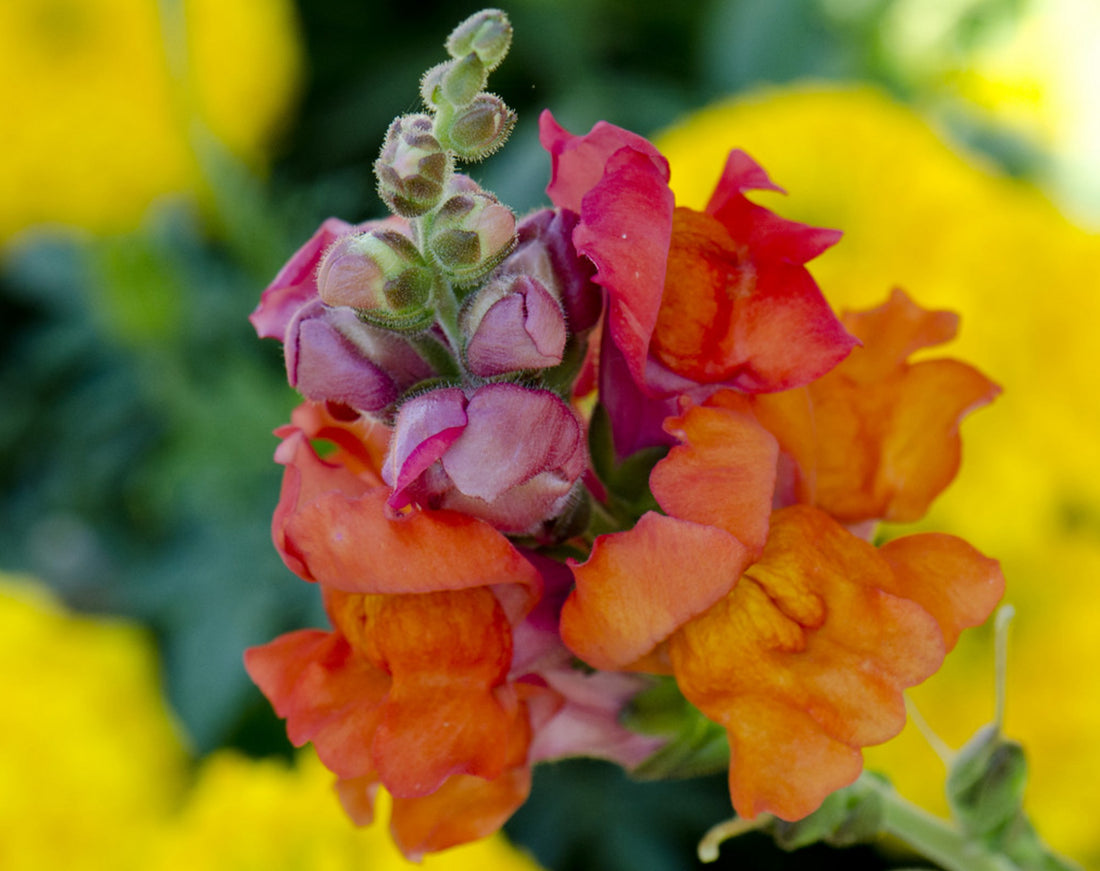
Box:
246;9;1005;862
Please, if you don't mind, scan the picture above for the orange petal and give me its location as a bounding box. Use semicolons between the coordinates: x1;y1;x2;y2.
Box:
330;588;521;798
878;533;1005;651
388;706;533;861
669;505;946;820
562;513;754;670
243;628;389;780
388;714;532;861
757;290;1000;523
839;287;958;382
285;488;542;597
654;394;777;554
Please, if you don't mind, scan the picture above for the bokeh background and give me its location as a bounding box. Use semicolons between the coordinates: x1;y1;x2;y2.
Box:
2;1;1098;869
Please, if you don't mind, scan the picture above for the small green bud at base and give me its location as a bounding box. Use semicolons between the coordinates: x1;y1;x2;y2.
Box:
946;723;1029;841
443;93;516;161
375;115;451;217
445;9;512;71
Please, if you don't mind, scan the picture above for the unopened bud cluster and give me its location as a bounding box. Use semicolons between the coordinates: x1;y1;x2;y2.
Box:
316;9;526;337
271;9;600;535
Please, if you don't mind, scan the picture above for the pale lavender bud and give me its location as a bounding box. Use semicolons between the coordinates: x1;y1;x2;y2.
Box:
461;274;567;377
504;209;602;333
425;180;516;285
285;301;432;413
317;229;435;332
383;383;587;534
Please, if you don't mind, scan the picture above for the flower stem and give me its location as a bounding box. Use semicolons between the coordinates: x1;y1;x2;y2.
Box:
861;775;1017;871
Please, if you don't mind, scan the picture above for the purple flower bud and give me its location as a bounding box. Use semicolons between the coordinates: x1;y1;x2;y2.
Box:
426;177;516;285
461;274;567;377
383;383;587;533
444;94;516;161
285;300;433;413
317;229;435;332
250;218;357;341
504;209;602;333
250;216;408;342
375;115;451;218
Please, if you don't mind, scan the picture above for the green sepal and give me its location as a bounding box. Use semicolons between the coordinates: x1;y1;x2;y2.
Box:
587;403;666;518
946;724;1028;843
768;775;886;850
624;677;731;781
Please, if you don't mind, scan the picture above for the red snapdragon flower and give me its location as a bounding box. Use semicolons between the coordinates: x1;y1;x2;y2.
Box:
539;112;858;455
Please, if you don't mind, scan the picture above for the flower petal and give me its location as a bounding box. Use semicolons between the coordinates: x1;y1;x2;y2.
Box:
540;112;675;390
878;533;1005;651
762;289;1001;523
653;392;778;554
388;735;532;862
271;429;374;580
669;505;946;820
243;629;388;779
383;387;469;508
284;488;542;596
562;513;754;670
652;209;856;390
249;218;356;340
332;589;520;797
705;149;843;265
540;110;668;214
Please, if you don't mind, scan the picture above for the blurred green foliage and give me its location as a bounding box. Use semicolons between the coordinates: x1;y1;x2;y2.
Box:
0;1;1041;868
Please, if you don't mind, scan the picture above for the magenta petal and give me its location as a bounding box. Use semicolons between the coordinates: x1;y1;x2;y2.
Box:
250;218;356;340
539;111;669;214
574;147;675;389
383;388;469;506
705;150;842;265
509;209;602;333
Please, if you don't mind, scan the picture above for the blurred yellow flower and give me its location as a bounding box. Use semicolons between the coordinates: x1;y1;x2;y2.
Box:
657;85;1100;867
152;751;544;871
0;0;302;244
0;575;188;871
0;575;544;871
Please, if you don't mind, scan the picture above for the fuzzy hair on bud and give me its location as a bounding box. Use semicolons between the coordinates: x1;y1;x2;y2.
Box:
445;9;513;71
445;93;516;161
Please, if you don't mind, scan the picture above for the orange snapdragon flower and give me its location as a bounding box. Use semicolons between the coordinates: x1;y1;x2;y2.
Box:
246;402;543;857
561;291;1005;821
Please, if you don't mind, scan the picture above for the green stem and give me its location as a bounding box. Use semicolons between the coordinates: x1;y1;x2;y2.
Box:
862;776;1017;871
408;333;461;379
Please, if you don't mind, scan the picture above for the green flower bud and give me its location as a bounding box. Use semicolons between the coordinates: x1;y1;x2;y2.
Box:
375;115;452;218
946;724;1030;841
317;229;436;332
445;9;512;71
422;55;487;112
425;180;516;285
443;93;516;161
420;62;448;110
